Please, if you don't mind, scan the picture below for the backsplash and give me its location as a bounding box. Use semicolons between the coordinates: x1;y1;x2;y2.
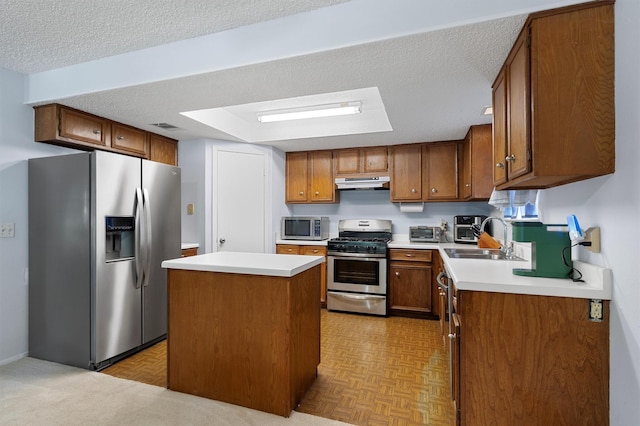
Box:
289;189;491;242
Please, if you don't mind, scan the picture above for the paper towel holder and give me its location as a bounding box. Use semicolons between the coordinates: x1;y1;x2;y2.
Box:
399;202;424;213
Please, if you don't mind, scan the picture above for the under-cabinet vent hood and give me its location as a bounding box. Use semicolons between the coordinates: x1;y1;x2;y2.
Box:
335;176;390;190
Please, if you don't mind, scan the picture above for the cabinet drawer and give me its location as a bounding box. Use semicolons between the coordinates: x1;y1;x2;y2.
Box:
276;244;301;255
111;123;148;157
300;246;327;256
389;249;432;262
181;247;198;257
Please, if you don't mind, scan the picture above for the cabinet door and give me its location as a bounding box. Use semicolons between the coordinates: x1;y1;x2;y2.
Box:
335;149;360;175
451;312;461;423
506;30;531;181
149;134;178;166
285;152;309;202
59;107;109;147
389;262;432;313
390;144;422;201
362;147;388;173
466;124;493;200
424;142;459;201
492;71;508;186
309;151;335;202
300;246;327;304
111;123;148;157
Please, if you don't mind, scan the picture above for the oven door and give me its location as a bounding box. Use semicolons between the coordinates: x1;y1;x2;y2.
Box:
327;254;387;295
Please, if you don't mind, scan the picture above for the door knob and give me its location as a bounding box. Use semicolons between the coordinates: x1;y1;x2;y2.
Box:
219;238;226;244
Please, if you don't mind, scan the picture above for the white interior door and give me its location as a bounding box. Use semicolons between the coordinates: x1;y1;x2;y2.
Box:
216;150;266;253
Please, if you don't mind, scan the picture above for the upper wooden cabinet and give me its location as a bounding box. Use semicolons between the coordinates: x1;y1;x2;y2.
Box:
460;124;493;200
335;146;388;177
34;104;179;166
149;134;179;166
36;104;110;149
492;1;615;189
285;151;337;204
389;144;423;202
111;122;148;157
423;141;459;201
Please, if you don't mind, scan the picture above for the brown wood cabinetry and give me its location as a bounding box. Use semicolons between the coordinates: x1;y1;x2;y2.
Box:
460;124;493;200
285;151;336;204
389;144;423;202
35;104;110;149
276;244;327;306
34;104;178;165
181;247;198;257
423;141;459;201
111;122;148;157
335;146;388;177
452;286;610;425
167;266;320;417
149;134;179;166
388;249;436;318
492;2;615;189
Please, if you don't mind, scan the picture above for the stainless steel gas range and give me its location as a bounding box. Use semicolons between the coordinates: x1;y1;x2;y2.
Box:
326;219;392;316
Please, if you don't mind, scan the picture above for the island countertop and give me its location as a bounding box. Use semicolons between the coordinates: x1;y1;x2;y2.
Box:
161;251;324;277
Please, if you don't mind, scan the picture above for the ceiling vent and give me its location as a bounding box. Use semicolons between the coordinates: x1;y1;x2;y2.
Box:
151;122;180;130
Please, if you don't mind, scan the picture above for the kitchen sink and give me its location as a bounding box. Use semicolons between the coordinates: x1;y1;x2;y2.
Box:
444;248;525;261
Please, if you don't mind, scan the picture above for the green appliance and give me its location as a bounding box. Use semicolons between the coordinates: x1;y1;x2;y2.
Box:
511;221;572;278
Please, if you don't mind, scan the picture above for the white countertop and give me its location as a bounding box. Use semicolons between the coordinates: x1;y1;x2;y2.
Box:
389;238;611;300
181;242;199;250
162;251;325;277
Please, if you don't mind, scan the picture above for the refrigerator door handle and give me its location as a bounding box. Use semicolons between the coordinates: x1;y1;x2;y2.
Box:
134;188;145;289
142;188;153;287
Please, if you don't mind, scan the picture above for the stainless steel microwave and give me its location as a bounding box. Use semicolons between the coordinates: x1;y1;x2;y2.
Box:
281;216;330;240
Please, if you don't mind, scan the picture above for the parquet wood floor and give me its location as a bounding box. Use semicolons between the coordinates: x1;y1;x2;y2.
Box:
101;310;455;425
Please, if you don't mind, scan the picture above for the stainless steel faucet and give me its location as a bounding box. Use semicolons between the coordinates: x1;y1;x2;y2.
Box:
480;216;514;258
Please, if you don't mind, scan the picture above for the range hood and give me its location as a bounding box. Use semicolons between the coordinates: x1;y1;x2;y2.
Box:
335;176;390;190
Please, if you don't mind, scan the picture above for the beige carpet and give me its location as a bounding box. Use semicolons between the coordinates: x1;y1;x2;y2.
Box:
0;357;351;425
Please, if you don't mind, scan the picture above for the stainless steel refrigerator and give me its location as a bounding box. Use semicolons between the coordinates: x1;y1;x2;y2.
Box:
28;151;181;370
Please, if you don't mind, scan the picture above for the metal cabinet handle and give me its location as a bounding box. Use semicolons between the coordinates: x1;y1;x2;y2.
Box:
496;162;505;168
395;272;400;277
93;129;101;135
116;135;124;140
505;154;516;162
465;183;471;187
448;333;457;340
315;191;319;195
431;188;437;193
406;254;414;257
299;191;304;196
411;188;417;193
219;238;226;244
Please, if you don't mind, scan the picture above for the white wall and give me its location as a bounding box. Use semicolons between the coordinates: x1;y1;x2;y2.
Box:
0;68;78;364
179;138;288;254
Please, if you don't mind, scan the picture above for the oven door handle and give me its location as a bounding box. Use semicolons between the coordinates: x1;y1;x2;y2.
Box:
330;293;386;301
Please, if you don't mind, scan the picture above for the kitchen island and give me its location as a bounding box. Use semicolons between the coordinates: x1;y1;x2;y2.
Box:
161;251;324;417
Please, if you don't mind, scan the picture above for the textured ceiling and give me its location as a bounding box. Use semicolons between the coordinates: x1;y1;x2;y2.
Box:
0;0;587;152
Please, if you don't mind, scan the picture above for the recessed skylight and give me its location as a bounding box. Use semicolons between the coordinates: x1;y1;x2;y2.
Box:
180;87;392;143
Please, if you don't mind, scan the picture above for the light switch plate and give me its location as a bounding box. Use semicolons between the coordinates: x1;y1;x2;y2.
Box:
0;222;15;238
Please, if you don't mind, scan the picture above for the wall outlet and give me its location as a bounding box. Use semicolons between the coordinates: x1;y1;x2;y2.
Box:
589;299;604;322
186;203;195;215
0;222;15;238
584;227;601;253
440;219;448;232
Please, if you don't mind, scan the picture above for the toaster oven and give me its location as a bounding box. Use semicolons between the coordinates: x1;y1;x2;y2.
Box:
409;226;442;243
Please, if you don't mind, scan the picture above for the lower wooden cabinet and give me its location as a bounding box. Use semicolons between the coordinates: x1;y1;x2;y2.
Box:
388;249;437;318
181;247;198;257
276;244;327;306
453;287;609;425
